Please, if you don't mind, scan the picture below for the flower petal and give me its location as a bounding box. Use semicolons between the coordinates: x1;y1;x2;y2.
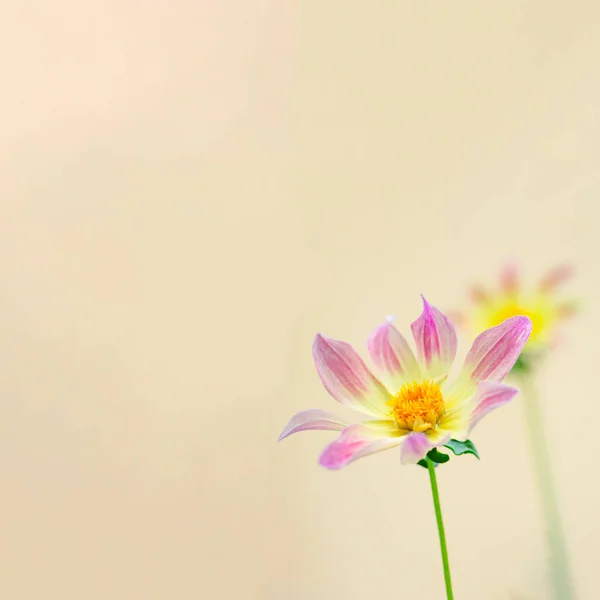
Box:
500;262;519;294
465;316;532;382
410;296;457;379
313;334;392;417
400;432;436;465
319;422;404;470
445;316;531;407
367;321;421;391
539;264;573;292
277;409;347;442
469;285;490;304
469;381;518;432
424;426;452;446
436;403;474;441
557;301;578;319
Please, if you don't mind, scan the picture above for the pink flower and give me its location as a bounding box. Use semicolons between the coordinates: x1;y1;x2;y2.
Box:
278;297;531;469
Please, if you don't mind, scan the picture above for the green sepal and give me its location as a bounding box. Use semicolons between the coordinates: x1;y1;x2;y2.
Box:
428;448;450;463
417;448;450;468
444;438;480;460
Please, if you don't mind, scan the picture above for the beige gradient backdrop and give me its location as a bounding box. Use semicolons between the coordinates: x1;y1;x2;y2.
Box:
0;2;599;599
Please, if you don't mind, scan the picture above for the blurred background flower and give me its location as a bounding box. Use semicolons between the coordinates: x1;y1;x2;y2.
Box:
457;264;579;600
457;263;576;372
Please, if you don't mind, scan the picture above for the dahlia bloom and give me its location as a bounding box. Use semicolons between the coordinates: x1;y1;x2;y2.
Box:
279;298;531;469
464;264;575;362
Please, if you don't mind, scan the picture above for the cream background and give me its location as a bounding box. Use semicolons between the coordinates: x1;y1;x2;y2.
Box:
0;2;598;599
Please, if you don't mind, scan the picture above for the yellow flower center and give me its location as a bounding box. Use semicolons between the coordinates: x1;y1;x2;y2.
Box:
387;380;444;432
488;301;544;341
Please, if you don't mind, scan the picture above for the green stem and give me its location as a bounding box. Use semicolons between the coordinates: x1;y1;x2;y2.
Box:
426;456;454;600
518;374;576;600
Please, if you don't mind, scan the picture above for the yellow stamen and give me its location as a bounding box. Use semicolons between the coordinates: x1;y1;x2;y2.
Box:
387;380;444;432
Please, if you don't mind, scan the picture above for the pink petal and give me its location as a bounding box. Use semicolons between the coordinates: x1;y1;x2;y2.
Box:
410;296;457;378
499;262;519;294
278;409;347;442
465;316;532;382
469;381;518;432
444;316;531;408
539;264;573;292
557;301;577;319
400;432;435;465
469;285;490;304
367;321;420;391
319;423;403;470
313;334;391;417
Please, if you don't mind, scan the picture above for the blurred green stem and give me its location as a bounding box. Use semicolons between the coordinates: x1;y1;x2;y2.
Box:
426;456;454;600
518;374;576;599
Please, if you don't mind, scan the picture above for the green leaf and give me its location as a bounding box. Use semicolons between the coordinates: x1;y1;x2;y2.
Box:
417;448;450;469
427;448;450;463
444;439;480;459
